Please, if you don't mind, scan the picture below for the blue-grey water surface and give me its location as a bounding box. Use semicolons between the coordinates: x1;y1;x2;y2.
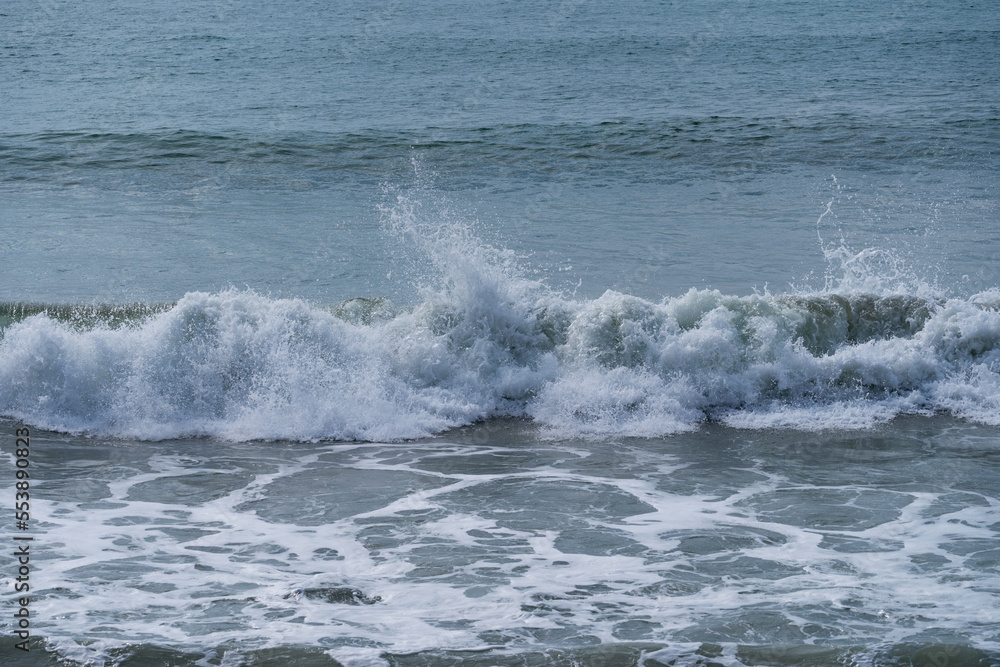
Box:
2;1;1000;665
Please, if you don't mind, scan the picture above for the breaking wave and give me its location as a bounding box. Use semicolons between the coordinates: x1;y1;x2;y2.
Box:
3;201;1000;441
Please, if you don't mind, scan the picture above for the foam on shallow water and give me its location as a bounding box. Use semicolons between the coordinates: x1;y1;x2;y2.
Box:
2;422;998;666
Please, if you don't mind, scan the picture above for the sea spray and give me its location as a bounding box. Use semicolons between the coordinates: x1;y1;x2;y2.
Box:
2;212;1000;440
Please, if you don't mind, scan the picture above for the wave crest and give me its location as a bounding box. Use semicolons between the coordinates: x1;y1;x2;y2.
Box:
2;279;1000;441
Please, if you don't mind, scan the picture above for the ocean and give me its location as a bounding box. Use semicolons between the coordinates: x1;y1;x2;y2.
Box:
1;0;999;665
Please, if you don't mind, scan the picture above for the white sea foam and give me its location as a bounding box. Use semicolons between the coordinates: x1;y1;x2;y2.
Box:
2;205;1000;441
11;434;1000;666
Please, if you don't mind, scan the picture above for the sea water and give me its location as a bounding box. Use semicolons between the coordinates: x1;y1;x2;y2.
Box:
1;0;999;664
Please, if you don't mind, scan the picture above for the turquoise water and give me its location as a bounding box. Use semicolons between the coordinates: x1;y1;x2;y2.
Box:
2;0;1000;664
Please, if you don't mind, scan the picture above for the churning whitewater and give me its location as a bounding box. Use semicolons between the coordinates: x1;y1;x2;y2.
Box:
2;205;1000;442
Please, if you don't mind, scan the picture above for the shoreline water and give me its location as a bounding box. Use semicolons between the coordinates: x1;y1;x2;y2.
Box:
2;415;999;665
